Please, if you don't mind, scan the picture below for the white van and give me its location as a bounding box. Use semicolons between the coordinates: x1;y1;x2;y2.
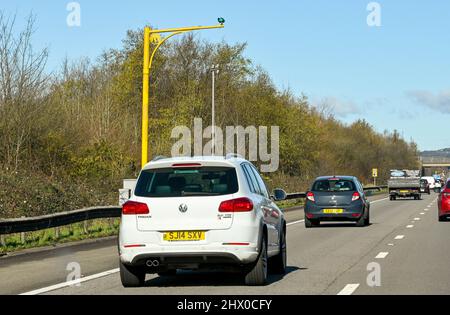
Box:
421;176;436;189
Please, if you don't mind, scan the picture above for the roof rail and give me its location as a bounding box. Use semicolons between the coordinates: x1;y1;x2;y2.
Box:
152;155;169;162
225;153;244;160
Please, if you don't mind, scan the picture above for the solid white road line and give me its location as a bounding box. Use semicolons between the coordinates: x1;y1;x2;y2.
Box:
287;219;304;227
338;284;360;295
395;235;405;240
19;268;120;295
370;198;389;204
376;252;389;259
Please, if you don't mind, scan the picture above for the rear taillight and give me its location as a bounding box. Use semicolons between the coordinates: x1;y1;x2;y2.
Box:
122;201;149;215
219;198;253;212
306;192;315;202
352;192;361;202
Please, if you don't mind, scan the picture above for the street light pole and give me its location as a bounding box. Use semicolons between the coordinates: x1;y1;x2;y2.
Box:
211;64;219;156
140;19;225;169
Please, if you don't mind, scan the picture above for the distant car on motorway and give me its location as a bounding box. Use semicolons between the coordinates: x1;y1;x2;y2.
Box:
118;155;288;287
420;179;431;195
422;176;436;190
438;179;450;222
304;176;370;228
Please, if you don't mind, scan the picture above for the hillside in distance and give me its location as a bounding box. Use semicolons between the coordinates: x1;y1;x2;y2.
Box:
421;148;450;158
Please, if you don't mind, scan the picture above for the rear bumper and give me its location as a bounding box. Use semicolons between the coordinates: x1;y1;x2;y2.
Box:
119;211;265;268
389;190;420;197
120;245;259;267
119;224;262;267
304;202;364;221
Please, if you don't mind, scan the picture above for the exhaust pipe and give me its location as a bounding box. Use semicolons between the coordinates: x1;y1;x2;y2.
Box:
146;259;160;267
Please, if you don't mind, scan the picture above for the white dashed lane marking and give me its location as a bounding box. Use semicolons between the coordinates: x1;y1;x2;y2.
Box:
338;284;360;295
376;252;389;259
395;235;405;240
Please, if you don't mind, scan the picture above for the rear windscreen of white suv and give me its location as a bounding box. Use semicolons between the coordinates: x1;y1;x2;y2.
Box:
135;167;239;197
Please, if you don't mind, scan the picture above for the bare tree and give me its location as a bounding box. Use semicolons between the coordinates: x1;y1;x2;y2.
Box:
0;12;49;170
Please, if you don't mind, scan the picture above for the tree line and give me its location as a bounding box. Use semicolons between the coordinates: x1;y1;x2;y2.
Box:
0;14;419;218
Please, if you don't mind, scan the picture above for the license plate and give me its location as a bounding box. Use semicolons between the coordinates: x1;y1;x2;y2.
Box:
323;209;344;214
163;231;205;242
400;190;409;193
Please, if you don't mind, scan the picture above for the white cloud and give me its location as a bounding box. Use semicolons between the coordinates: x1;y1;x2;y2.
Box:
312;96;363;118
407;89;450;114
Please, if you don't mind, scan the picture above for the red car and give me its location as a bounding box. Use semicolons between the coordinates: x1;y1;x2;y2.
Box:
438;179;450;222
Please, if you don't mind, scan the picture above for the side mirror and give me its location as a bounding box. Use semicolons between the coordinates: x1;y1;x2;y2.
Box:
273;188;287;201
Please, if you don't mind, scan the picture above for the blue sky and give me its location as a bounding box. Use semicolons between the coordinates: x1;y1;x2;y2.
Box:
2;0;449;151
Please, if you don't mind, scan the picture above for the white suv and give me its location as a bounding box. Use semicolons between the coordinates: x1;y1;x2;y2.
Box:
118;156;288;287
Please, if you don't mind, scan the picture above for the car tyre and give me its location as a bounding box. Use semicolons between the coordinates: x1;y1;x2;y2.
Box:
305;217;319;228
364;209;370;226
356;211;366;227
120;261;145;287
245;236;268;286
439;216;446;222
270;227;287;274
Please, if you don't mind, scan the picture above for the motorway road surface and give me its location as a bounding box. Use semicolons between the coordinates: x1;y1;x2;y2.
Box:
0;193;447;295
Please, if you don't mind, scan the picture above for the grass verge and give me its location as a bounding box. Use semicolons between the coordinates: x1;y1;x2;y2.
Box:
0;218;119;255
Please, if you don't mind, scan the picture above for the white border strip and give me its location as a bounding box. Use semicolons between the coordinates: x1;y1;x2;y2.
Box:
20;268;120;295
287;219;305;226
370;197;389;204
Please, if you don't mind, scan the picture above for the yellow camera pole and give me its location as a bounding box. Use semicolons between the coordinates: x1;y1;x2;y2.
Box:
141;19;225;168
